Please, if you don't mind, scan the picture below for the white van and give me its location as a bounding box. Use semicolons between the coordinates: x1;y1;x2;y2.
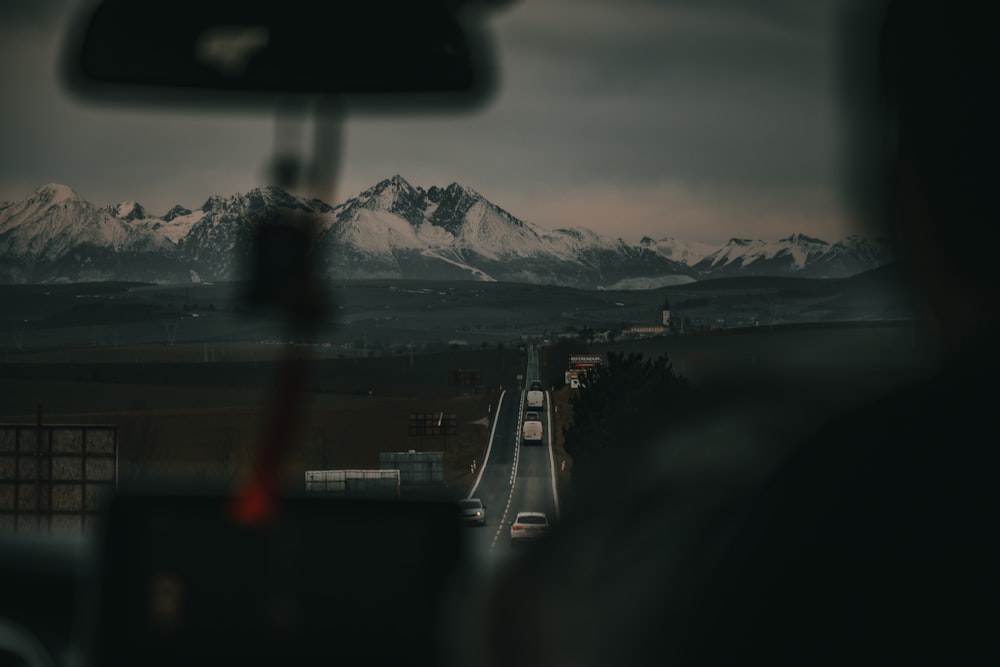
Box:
522;415;543;444
526;380;545;408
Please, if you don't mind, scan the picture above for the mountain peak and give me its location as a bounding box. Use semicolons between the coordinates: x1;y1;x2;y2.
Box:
781;233;828;246
357;175;419;201
109;200;150;221
445;181;481;199
345;175;426;226
32;183;82;205
201;194;226;212
163;204;193;222
369;174;416;193
242;185;306;210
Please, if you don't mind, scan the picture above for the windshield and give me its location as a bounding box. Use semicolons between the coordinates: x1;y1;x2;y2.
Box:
3;1;976;666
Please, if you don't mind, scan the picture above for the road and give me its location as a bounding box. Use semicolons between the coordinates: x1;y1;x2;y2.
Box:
460;346;559;572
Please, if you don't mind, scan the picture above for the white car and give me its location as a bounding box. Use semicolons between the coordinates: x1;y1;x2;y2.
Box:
509;511;550;544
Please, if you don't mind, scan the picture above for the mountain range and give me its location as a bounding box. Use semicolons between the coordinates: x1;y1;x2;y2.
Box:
0;176;892;288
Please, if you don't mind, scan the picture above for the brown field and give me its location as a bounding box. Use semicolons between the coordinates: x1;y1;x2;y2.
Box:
2;320;943;507
1;345;523;499
2;391;498;498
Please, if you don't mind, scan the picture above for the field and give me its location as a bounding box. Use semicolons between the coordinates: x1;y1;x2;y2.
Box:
0;267;925;355
1;346;524;498
0;271;938;503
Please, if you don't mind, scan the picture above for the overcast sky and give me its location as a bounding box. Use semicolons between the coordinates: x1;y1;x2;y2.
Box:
0;0;890;245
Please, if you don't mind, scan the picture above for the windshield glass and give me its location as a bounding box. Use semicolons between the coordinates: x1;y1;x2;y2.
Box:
4;1;972;666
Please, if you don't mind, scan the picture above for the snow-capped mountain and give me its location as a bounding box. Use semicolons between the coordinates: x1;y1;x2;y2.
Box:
0;178;891;287
640;236;719;267
691;234;891;279
315;176;697;286
175;185;334;280
0;184;179;282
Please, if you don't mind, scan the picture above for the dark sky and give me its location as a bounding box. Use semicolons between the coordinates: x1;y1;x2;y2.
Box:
0;0;890;245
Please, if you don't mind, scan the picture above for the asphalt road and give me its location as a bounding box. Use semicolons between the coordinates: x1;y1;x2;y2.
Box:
460;347;559;572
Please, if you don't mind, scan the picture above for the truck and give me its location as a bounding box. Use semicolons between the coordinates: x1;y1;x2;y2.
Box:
526;380;545;409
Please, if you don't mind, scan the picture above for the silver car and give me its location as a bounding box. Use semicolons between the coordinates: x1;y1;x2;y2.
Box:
458;498;487;526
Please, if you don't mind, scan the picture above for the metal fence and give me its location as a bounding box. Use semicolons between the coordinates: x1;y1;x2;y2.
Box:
379;451;444;485
304;469;401;498
0;424;118;535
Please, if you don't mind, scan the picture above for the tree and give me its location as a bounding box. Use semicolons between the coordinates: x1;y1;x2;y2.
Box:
563;351;692;483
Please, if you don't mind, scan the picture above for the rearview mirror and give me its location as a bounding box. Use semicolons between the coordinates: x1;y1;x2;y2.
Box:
61;0;502;112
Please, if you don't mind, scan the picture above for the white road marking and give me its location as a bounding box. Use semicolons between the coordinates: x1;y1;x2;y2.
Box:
467;390;507;499
490;391;525;550
545;390;560;519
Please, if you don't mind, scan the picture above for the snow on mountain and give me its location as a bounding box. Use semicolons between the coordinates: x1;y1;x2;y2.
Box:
693;234;833;277
107;200;152;222
314;176;694;286
334;205;426;255
801;235;892;277
424;182;544;259
641;236;718;266
146;209;206;244
0;184;184;282
421;249;498;282
0;184;172;259
0;178;892;286
177;186;332;279
605;274;698;290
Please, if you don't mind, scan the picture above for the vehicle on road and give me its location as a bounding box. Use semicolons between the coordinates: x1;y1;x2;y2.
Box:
526;381;544;408
522;413;543;444
509;511;550;544
458;498;486;526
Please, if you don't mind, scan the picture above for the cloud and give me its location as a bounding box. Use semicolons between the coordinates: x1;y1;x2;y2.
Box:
0;0;880;245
